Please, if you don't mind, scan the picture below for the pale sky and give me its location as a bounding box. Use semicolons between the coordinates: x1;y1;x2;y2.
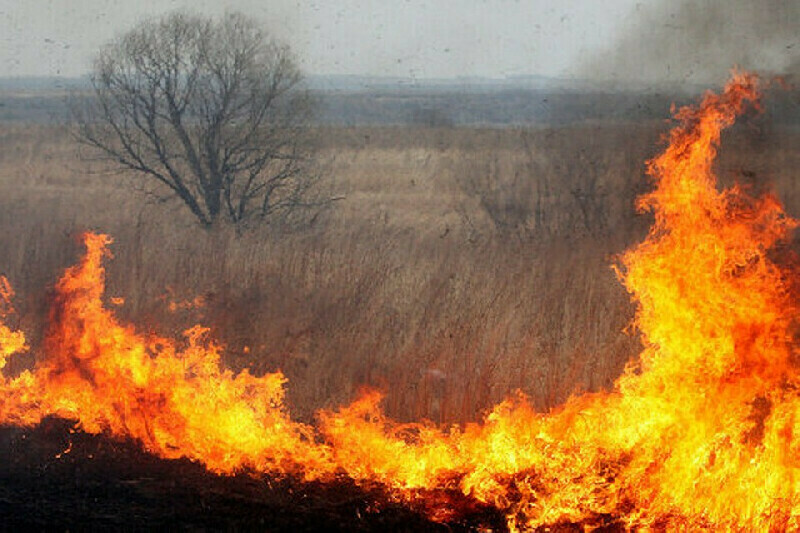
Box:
0;0;642;79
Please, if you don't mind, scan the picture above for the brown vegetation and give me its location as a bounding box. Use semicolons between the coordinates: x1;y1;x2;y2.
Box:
0;119;797;424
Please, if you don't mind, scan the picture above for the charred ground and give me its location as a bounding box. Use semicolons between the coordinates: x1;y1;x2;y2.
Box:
0;418;511;532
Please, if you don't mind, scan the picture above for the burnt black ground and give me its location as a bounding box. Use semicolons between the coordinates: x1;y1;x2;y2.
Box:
0;417;506;532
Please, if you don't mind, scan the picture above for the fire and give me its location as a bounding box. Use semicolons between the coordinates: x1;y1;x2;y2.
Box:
0;233;331;476
1;72;798;530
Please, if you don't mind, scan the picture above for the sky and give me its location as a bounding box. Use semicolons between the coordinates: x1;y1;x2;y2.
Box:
0;0;642;79
1;1;797;84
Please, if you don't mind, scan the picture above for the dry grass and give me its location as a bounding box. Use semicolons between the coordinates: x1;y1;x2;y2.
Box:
0;119;796;424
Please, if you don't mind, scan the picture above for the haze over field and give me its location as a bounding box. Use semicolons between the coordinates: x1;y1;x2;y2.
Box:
2;0;798;86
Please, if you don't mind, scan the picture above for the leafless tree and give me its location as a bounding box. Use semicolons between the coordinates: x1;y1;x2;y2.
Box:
73;11;325;228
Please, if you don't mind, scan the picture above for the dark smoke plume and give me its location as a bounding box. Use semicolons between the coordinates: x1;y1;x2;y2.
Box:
583;0;800;87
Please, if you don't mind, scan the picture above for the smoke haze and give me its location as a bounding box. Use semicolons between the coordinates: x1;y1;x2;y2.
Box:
584;0;800;86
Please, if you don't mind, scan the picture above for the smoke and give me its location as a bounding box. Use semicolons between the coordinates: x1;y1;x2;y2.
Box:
583;0;800;86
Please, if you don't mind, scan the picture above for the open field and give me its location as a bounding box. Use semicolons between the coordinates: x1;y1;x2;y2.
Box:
0;116;798;425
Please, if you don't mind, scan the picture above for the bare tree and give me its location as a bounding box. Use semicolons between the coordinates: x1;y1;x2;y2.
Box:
73;11;324;228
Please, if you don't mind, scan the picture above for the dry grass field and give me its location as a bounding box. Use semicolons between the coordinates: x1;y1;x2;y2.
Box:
0;117;798;424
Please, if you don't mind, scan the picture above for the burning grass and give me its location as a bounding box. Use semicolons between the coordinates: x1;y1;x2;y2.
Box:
2;73;800;530
0;122;647;425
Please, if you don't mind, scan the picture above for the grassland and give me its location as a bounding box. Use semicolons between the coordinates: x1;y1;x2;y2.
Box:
0;117;797;424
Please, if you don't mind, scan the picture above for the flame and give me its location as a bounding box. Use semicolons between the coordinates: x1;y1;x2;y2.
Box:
1;72;799;529
0;233;330;475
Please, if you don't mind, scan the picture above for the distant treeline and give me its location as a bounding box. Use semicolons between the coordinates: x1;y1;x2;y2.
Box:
317;88;800;126
1;87;798;126
317;90;688;126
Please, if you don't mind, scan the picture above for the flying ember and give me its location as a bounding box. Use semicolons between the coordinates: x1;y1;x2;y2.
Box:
1;72;797;530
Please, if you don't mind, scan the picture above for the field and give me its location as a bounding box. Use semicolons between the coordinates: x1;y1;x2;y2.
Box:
0;114;798;427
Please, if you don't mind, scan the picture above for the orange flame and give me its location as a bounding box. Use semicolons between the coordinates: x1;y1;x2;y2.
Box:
0;233;330;475
1;72;798;529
